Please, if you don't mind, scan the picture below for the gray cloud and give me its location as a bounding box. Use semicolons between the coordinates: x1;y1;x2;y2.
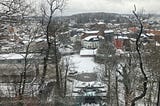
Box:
28;0;160;16
62;0;160;15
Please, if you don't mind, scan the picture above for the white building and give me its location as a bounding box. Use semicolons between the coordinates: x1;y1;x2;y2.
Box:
82;36;104;49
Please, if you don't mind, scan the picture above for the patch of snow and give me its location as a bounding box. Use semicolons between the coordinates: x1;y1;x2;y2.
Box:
77;28;84;32
84;31;99;34
156;41;160;46
146;33;155;36
0;53;34;60
97;21;105;25
35;37;47;42
83;36;104;41
59;47;74;54
115;49;124;55
71;80;107;96
81;104;100;106
104;30;114;34
122;31;130;35
130;38;136;42
1;46;12;51
114;36;128;39
68;54;98;73
80;49;97;56
141;33;147;38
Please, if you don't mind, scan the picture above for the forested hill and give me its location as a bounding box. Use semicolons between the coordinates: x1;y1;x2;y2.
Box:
58;12;130;24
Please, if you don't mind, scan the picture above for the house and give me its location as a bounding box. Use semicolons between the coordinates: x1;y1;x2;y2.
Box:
113;36;129;50
95;21;106;36
82;35;104;49
128;27;138;33
104;30;114;42
0;53;42;64
81;30;99;39
147;30;160;42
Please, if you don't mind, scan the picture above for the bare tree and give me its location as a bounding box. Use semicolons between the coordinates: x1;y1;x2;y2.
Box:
59;56;74;97
39;0;66;97
0;0;33;23
95;42;118;106
116;58;136;106
144;43;160;106
131;5;148;106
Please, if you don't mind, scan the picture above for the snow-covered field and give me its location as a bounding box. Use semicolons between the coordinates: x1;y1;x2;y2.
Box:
66;54;107;99
68;54;99;73
81;103;100;106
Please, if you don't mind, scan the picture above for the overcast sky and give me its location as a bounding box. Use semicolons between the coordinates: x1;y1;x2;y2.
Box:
32;0;160;16
61;0;160;15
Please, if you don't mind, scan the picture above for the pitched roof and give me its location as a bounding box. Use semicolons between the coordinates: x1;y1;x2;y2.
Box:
84;31;99;34
83;35;104;41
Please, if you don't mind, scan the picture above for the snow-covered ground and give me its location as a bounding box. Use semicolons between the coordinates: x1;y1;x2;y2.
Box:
68;54;99;73
81;103;100;106
66;53;107;106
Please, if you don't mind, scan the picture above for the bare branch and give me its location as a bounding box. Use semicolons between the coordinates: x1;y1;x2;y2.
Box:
131;5;148;106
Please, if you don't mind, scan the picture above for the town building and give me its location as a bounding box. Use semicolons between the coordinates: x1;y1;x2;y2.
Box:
82;35;104;49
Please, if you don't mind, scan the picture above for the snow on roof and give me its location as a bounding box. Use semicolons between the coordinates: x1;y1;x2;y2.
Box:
114;36;129;39
77;28;84;32
156;42;160;46
35;37;47;42
74;81;106;88
60;31;70;35
0;53;34;60
141;34;147;37
80;49;97;56
122;31;130;35
72;80;107;97
97;21;105;25
146;33;155;36
59;47;74;54
1;46;12;51
83;35;99;41
104;30;114;34
84;30;99;34
130;38;136;42
83;35;104;41
114;24;120;26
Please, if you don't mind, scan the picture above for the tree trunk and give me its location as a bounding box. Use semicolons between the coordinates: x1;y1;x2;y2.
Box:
107;69;111;105
157;80;160;106
64;67;68;96
115;76;119;106
131;9;148;106
54;37;61;95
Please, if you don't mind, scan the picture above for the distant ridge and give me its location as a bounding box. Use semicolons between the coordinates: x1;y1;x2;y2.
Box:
57;12;129;23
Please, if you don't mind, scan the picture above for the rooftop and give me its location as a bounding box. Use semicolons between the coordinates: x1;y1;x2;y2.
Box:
80;49;97;56
84;31;99;34
0;53;35;60
104;30;114;34
83;35;104;41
